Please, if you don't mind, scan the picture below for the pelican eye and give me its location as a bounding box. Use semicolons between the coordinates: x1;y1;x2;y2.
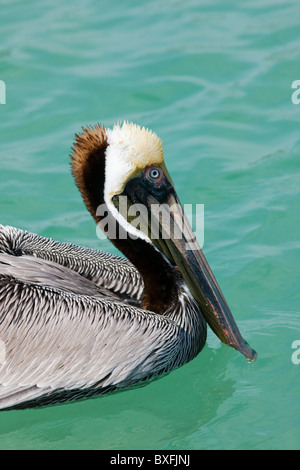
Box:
144;166;165;186
150;168;160;179
145;166;163;181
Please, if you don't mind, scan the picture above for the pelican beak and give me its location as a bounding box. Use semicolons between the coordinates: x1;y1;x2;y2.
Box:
122;175;257;362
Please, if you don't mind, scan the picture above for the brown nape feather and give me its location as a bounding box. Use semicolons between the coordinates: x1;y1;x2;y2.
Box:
70;124;180;315
70;124;108;221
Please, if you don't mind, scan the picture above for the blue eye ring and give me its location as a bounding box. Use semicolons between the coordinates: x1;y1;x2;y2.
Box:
149;168;160;179
144;166;165;185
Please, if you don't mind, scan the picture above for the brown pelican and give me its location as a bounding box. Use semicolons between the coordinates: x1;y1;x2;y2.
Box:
0;122;257;410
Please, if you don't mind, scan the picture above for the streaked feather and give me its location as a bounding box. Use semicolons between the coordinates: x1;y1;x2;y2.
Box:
0;225;206;410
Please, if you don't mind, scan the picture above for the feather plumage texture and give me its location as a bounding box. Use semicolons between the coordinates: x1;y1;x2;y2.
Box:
0;225;206;410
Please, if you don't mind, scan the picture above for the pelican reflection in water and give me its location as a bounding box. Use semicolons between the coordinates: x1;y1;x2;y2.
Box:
0;122;257;410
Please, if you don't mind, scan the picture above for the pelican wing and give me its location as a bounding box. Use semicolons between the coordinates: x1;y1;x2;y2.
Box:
0;265;182;410
0;225;144;300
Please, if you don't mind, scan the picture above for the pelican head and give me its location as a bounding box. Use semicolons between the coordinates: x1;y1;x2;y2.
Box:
71;121;257;362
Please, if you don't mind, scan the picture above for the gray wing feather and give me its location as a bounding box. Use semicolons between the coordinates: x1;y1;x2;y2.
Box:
0;225;192;410
0;271;182;410
0;253;105;297
0;225;144;300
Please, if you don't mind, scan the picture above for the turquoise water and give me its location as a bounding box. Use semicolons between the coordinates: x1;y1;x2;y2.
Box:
1;0;300;450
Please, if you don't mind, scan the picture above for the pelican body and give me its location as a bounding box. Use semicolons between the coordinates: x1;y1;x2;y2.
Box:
0;123;256;410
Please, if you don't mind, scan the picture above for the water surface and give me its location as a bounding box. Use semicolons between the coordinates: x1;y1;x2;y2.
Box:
0;0;300;450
